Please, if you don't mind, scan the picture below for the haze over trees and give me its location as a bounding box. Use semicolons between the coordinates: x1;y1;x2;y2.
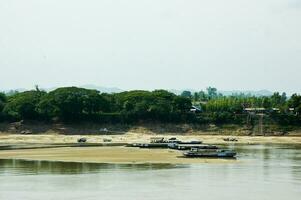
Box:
0;86;300;126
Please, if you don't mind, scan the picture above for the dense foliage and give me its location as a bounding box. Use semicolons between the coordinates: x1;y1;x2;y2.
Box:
0;87;192;123
37;87;110;120
112;90;192;122
3;90;46;120
0;92;7;121
0;87;300;125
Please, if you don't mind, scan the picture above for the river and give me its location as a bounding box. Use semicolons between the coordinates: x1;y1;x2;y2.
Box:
1;144;301;200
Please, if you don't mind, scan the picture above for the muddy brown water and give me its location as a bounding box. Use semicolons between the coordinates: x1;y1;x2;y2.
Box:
0;144;301;200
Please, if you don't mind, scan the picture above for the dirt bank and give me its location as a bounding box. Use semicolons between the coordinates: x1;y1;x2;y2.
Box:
1;121;301;136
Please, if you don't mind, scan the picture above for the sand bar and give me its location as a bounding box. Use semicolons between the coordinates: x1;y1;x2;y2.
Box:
0;146;238;164
1;133;300;164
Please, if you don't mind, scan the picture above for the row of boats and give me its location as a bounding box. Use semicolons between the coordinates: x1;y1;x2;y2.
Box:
129;137;237;158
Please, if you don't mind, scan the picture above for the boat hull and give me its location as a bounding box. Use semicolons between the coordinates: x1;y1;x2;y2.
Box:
183;150;236;158
183;153;236;158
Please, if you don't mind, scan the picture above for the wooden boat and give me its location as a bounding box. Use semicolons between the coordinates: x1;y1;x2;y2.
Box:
169;144;218;150
150;137;202;145
127;143;169;148
178;140;202;145
128;138;203;149
183;148;236;158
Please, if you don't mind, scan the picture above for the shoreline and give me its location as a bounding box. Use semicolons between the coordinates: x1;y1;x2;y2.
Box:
0;146;238;164
0;133;300;164
1;133;301;145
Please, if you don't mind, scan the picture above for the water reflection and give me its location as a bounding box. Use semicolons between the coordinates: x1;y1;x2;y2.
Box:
0;159;185;175
233;144;301;183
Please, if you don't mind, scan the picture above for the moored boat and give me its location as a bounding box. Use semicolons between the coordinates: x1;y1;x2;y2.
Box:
178;140;202;145
183;148;236;158
128;138;204;149
169;144;218;150
138;143;169;148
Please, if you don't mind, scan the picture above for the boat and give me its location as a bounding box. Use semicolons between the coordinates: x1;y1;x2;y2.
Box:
177;141;203;145
183;148;236;158
150;137;202;145
139;143;169;148
128;138;203;149
168;144;218;150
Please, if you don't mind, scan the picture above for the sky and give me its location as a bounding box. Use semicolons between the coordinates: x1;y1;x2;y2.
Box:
0;0;300;93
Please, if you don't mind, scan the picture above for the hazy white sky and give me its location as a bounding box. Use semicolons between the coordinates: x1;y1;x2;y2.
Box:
0;0;300;93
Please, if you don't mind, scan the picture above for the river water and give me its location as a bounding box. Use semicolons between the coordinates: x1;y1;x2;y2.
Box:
1;144;301;200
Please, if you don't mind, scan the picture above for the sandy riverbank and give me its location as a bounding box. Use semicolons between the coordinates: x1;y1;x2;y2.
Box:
0;146;238;164
1;132;301;145
1;133;300;164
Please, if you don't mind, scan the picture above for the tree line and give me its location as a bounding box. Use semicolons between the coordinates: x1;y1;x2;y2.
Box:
0;87;300;125
0;87;192;123
181;88;301;125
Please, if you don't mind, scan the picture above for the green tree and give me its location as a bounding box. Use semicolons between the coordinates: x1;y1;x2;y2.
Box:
37;87;109;120
281;92;287;104
206;87;218;99
262;97;272;108
113;90;191;122
0;92;6;112
3;90;45;120
0;92;7;120
198;91;208;101
288;94;301;116
270;92;283;107
173;96;192;112
193;92;200;102
181;91;192;99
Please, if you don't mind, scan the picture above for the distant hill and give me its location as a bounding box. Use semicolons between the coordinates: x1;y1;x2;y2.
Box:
2;86;274;96
78;84;123;93
2;88;28;96
219;90;274;97
168;89;274;97
2;85;123;94
43;85;123;93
